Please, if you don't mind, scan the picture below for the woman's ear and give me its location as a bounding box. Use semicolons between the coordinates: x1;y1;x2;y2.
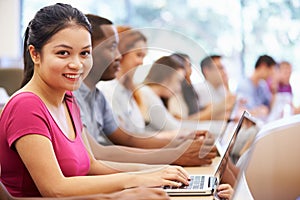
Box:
28;45;40;64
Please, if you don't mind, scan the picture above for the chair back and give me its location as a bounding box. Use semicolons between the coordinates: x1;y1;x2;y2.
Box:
245;115;300;200
0;68;23;96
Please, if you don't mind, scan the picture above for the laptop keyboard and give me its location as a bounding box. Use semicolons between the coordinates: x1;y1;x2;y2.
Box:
187;175;205;189
163;175;210;190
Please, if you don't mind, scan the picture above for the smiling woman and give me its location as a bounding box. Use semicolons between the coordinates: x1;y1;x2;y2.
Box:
0;3;186;199
0;3;93;197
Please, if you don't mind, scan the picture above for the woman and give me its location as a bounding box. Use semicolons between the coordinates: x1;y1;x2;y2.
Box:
99;26;148;133
137;55;186;131
0;3;188;198
168;53;232;121
167;53;201;119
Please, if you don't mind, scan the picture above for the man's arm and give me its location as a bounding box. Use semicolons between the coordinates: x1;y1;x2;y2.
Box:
107;127;188;149
86;128;217;166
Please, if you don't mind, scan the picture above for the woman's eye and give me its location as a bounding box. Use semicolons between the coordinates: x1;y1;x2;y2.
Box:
81;51;91;56
57;51;69;56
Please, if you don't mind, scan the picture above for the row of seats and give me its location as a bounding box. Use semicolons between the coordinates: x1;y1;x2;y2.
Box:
0;68;23;96
233;114;300;200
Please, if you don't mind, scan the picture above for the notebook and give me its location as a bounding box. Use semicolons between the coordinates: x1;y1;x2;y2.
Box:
164;111;257;196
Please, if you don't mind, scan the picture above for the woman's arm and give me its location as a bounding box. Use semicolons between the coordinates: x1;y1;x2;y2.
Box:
15;134;189;197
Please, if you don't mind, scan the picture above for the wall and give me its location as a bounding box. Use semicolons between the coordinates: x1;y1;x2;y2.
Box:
0;0;21;66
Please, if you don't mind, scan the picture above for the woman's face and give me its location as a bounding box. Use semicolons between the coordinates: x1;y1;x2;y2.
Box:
279;63;292;84
161;68;185;98
120;40;147;75
33;26;92;92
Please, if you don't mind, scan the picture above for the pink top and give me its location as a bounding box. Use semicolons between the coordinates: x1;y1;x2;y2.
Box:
0;92;90;197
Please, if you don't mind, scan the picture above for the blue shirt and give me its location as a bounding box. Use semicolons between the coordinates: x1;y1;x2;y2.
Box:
237;78;272;109
73;83;118;145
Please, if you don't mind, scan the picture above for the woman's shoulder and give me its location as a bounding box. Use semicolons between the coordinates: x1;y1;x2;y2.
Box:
7;91;43;106
136;85;152;94
1;92;47;120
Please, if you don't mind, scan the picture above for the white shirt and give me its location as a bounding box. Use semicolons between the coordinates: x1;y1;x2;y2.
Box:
193;81;226;107
138;85;181;131
97;80;145;134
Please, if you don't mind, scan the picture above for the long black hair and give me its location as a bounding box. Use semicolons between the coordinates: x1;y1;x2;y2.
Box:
21;3;92;87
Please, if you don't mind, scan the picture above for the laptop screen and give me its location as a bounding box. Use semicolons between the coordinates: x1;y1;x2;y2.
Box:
214;111;258;182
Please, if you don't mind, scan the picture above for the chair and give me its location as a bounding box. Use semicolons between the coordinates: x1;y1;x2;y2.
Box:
244;114;300;200
0;68;23;96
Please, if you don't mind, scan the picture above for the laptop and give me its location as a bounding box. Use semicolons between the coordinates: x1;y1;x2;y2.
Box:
215;98;241;157
215;118;238;157
164;111;258;196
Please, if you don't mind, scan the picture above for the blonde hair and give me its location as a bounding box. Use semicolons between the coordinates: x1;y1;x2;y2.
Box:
116;25;147;110
117;25;147;55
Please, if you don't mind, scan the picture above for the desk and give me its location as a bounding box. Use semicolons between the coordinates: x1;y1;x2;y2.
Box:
171;157;221;200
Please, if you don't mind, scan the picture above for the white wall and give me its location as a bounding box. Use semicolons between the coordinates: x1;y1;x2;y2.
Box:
0;0;21;59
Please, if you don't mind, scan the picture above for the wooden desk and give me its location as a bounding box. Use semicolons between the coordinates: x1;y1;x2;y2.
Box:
170;157;221;200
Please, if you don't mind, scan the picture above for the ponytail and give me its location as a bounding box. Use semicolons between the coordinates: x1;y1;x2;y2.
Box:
21;23;34;87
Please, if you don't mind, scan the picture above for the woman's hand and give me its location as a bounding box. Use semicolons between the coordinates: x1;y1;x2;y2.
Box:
133;165;190;188
216;183;234;199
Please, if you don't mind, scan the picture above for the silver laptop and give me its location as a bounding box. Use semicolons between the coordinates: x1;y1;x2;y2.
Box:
164;111;258;196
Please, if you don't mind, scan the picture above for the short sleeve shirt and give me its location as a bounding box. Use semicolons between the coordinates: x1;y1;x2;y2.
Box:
73;83;118;145
237;78;272;109
193;81;226;108
138;86;180;131
98;79;145;134
0;92;90;197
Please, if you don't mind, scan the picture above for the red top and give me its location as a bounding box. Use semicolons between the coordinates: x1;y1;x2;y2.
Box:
0;92;90;197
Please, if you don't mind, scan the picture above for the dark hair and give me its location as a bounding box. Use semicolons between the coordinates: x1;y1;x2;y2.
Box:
171;52;190;61
200;54;222;75
117;26;147;55
21;3;92;87
85;14;113;46
144;55;185;84
171;52;190;69
254;55;276;69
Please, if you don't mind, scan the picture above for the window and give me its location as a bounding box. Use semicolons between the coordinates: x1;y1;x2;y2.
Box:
22;0;300;106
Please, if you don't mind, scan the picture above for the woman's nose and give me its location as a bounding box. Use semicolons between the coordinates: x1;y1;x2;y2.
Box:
69;57;83;69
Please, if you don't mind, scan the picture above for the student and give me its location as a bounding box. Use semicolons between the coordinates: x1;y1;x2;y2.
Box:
193;55;236;121
136;55;187;131
277;61;293;94
73;14;217;167
0;3;189;198
98;26;149;134
196;55;229;106
167;53;200;119
168;53;235;121
236;55;276;120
